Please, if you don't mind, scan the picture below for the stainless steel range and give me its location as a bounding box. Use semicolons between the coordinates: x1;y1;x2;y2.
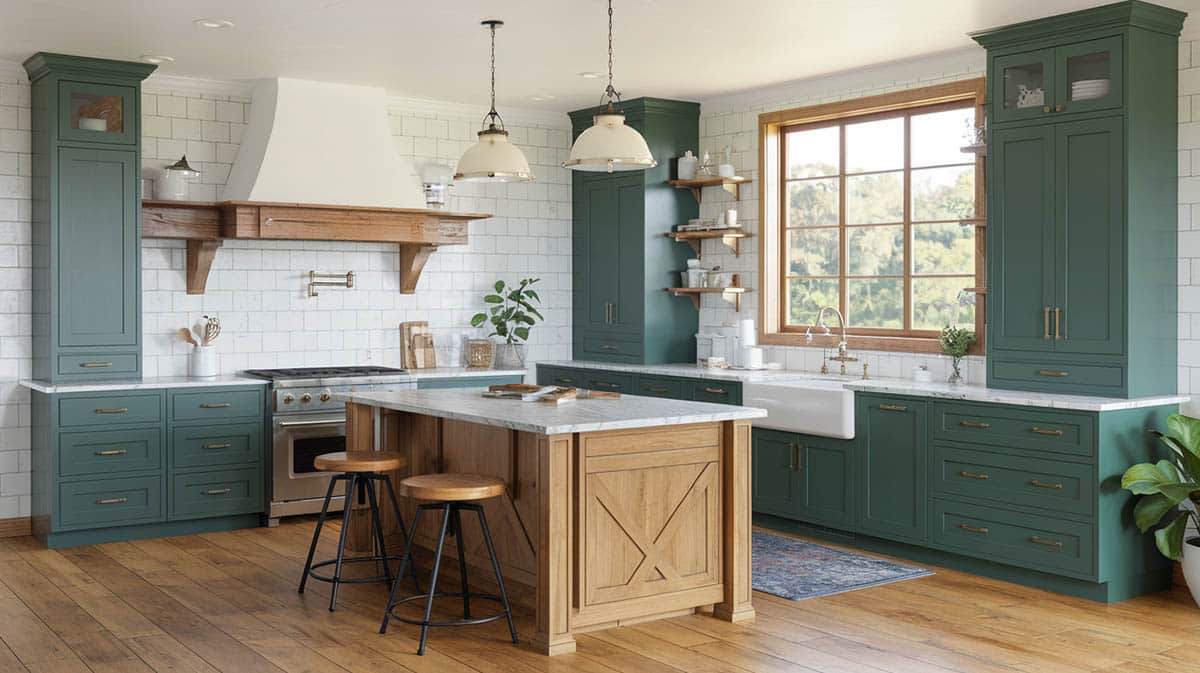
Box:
243;366;415;521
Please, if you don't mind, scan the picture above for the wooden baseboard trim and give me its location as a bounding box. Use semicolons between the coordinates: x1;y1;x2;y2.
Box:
0;517;31;538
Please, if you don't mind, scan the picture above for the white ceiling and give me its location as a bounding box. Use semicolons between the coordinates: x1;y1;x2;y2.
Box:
1;0;1197;111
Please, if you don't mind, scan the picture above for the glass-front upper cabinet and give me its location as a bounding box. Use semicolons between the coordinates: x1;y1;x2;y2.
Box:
992;37;1122;124
58;81;137;145
1056;36;1123;115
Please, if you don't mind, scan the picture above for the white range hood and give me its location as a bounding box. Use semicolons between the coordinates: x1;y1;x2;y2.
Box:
223;78;424;208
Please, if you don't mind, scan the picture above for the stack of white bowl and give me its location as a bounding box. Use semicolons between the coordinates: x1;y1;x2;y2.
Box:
1071;78;1110;101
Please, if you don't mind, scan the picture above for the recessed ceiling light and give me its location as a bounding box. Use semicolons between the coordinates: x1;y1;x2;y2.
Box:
578;71;602;79
140;55;175;64
194;18;234;29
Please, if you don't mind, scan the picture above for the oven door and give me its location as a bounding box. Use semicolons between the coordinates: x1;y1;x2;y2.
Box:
272;412;348;511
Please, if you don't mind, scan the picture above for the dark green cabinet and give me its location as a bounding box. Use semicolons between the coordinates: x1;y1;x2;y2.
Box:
975;2;1184;397
25;53;155;383
569;98;700;364
752;428;855;528
415;375;524;390
858;395;928;544
752;429;802;518
535;364;741;404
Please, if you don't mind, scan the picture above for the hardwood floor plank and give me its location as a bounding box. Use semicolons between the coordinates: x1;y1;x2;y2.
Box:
18;548;162;639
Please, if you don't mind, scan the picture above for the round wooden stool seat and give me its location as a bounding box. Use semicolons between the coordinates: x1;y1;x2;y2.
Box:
312;451;406;473
400;473;505;501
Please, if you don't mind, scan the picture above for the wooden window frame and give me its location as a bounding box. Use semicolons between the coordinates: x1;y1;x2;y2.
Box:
758;78;987;354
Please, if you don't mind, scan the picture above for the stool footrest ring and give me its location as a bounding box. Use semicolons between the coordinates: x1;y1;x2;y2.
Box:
384;592;510;628
306;555;405;585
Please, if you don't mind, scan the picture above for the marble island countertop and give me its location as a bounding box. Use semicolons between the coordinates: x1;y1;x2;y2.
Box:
542;360;1189;412
334;387;767;435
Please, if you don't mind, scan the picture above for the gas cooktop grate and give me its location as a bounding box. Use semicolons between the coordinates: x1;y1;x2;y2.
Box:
243;366;409;380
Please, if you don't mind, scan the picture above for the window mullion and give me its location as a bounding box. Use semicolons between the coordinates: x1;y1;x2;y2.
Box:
838;124;847;326
902;114;912;333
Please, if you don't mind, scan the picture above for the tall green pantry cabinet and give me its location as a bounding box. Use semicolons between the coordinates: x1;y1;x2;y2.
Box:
24;53;155;382
973;2;1185;398
568;98;700;364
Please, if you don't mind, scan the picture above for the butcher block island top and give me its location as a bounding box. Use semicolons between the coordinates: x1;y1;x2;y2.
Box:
332;387;766;434
338;389;765;656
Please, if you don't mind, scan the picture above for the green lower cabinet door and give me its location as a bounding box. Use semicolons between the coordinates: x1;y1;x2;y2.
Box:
752;429;803;518
858;396;928;544
797;436;855;528
932;498;1095;578
58;475;163;530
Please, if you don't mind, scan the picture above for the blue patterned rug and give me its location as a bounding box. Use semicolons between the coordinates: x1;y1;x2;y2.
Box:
752;531;933;600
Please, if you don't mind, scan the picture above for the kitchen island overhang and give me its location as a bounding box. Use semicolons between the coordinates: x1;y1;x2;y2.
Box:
334;388;767;655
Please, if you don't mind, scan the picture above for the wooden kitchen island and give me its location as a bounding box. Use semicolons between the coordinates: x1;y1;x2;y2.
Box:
335;388;766;655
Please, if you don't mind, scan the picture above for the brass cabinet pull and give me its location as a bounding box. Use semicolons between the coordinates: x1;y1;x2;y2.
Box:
790;442;803;472
1030;426;1064;437
879;404;908;412
703;387;727;394
611;303;617;322
554;377;573;383
959;421;991;429
200;402;232;409
95;497;127;505
1043;306;1051;340
80;361;113;368
600;344;619;351
1055;104;1064;113
1042;105;1052;113
203;443;232;450
1030;479;1064;490
94;407;129;414
204;488;232;496
594;382;620;389
1054;307;1063;340
1030;535;1063;548
959;471;990;480
1037;370;1068;378
959;524;989;534
93;449;128;456
646;386;670;393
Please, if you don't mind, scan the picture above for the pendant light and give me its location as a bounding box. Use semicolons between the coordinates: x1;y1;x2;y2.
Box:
454;20;534;182
564;0;656;173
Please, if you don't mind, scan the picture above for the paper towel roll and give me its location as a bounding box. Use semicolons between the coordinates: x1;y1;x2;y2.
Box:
738;319;757;346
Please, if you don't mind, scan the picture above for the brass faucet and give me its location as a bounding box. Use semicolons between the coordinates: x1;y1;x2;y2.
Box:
806;306;858;375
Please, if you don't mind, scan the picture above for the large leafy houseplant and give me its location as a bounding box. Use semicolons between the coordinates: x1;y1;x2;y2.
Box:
470;279;543;367
1122;413;1200;561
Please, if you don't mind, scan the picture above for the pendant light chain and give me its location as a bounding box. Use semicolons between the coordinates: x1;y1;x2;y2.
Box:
480;19;505;132
490;21;497;116
602;0;621;108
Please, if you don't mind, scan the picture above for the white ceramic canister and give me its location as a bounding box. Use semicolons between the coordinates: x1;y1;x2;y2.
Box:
190;345;219;380
156;156;200;201
678;151;698;180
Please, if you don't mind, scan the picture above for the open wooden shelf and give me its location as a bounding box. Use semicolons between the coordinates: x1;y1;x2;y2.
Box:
666;274;749;312
666;228;753;257
666;176;750;202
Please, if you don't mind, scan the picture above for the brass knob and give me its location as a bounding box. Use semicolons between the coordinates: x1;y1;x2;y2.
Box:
282;394;295;404
1055;104;1064;113
319;390;332;402
300;393;313;403
1042;105;1051;113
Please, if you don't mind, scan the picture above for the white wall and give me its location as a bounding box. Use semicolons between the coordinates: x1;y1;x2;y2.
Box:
0;68;572;520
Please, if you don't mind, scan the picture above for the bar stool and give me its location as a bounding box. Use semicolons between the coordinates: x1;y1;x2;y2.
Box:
299;451;419;611
379;473;518;656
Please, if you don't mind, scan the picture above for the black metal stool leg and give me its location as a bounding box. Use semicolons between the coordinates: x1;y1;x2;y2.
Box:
329;473;357;611
418;504;452;656
451;505;471;619
364;474;393;587
474;504;518;644
380;504;424;635
382;473;421;590
299;474;341;595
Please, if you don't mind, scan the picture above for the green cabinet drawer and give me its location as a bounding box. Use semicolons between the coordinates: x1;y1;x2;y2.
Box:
170;388;263;423
58;476;163;530
932;498;1095;578
931;444;1094;517
580;335;644;359
170;469;264;521
59;427;162;477
581;371;634;394
58;392;161;428
172;423;263;470
636;375;684;399
538;366;585;387
989;359;1124;396
417;375;524;389
57;353;140;378
687;380;742;405
931;401;1094;458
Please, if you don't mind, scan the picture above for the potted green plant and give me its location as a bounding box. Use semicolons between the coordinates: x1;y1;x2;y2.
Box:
939;325;976;384
1122;413;1200;606
470;278;543;369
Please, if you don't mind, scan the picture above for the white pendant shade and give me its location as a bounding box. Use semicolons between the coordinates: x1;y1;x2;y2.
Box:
454;128;533;182
564;112;657;173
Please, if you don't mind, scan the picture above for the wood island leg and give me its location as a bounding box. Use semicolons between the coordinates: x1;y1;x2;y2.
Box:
532;433;576;655
714;419;755;622
344;403;378;552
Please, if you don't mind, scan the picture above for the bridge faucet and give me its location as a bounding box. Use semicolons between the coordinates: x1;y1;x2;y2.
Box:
805;306;857;375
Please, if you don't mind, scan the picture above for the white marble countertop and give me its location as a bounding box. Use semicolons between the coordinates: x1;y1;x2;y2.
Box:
20;375;269;394
539;360;1188;412
334;388;767;435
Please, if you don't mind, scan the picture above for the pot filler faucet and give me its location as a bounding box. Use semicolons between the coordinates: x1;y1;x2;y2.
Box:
805;306;858;375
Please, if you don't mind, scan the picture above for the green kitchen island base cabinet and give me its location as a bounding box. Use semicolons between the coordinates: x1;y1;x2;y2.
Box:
31;385;268;549
752;392;1177;602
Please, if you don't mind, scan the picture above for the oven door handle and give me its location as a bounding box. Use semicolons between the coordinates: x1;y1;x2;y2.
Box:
276;417;347;428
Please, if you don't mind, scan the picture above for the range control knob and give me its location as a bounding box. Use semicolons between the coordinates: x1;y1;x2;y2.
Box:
300;393;313;403
319;389;332;402
282;393;295;405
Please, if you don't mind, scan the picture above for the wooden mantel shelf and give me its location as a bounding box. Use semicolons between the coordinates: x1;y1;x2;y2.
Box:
141;200;492;295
